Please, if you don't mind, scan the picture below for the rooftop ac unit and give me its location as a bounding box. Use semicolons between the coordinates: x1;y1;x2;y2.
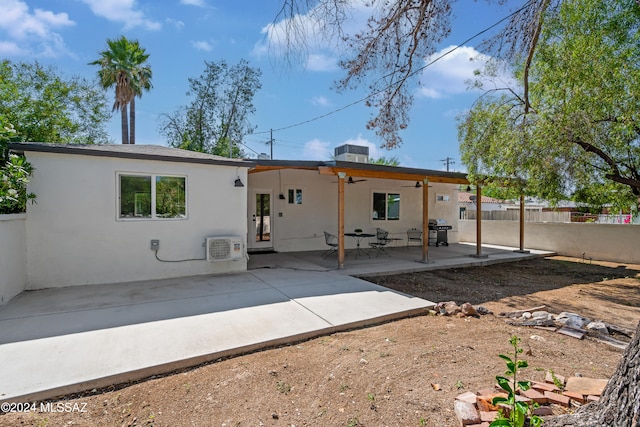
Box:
206;236;244;262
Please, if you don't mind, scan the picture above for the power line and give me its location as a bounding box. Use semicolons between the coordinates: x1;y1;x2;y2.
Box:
254;0;534;136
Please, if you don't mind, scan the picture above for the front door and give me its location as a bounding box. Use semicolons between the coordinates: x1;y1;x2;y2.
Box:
248;190;273;252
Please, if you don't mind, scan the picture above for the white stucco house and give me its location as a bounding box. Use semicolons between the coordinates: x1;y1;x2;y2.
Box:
1;142;468;304
5;143;252;293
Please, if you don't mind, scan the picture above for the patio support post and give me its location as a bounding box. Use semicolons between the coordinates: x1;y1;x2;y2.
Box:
422;177;429;262
337;172;346;269
515;193;530;254
471;185;487;258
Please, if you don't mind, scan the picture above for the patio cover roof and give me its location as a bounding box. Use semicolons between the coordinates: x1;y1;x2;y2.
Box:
250;159;469;185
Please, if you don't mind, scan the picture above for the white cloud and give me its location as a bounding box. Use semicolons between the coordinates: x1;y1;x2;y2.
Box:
180;0;206;6
418;45;518;99
0;40;25;56
252;0;370;71
80;0;161;30
311;95;331;107
166;18;184;30
302;138;332;160
306;53;339;72
191;40;213;51
0;0;74;57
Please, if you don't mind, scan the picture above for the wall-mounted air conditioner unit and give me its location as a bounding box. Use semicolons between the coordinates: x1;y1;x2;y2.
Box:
206;236;244;261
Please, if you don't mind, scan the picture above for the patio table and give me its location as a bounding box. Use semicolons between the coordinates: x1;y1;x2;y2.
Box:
344;232;375;259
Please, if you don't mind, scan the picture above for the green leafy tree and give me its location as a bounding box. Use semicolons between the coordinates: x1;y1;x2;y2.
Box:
459;0;640;211
0;60;111;144
159;59;261;157
370;156;400;166
91;36;152;145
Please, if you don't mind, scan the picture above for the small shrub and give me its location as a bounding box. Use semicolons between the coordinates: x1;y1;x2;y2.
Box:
490;336;543;427
0;153;36;214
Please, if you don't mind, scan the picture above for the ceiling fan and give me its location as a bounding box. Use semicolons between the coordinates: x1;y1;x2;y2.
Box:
332;176;367;184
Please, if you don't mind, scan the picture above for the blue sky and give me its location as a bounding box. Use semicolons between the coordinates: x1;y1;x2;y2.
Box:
1;0;517;171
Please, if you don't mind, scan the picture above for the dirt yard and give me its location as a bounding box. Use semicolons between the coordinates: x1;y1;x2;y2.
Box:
1;256;639;427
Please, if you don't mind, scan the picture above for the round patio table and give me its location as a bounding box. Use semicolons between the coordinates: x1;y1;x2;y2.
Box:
344;233;375;259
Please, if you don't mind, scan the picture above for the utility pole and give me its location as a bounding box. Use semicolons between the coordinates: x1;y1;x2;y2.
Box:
270;129;273;160
441;157;455;171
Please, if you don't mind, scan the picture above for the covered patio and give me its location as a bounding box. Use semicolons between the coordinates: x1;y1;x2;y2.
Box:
247;242;554;277
249;157;532;269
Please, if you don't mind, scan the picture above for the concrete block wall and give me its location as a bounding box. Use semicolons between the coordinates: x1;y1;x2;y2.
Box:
0;214;27;305
459;220;640;264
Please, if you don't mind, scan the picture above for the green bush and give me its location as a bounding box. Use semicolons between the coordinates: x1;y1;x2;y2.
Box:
0;121;36;214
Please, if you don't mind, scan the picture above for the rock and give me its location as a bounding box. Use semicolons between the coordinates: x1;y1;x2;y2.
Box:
522;312;532;319
556;312;591;329
454;400;481;426
474;305;492;315
461;302;478;317
532;311;553;320
437;301;462;316
586;321;609;335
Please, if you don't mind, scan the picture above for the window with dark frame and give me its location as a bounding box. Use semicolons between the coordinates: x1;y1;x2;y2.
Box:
288;188;303;205
372;192;400;221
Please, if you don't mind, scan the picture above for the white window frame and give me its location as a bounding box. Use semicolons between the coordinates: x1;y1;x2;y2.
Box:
117;172;188;220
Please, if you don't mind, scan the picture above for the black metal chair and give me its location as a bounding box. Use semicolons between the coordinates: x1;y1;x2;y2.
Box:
322;231;339;258
369;228;391;257
406;228;422;247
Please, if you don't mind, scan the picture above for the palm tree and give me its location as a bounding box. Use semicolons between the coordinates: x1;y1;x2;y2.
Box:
90;36;152;144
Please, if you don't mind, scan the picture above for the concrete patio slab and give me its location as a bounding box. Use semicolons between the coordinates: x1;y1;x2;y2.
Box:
0;269;432;403
0;243;552;403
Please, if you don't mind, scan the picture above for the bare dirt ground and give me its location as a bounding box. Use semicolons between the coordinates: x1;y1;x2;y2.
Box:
2;256;639;427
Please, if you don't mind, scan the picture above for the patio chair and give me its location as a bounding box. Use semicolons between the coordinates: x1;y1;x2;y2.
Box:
406;228;422;247
369;228;391;257
322;231;339;258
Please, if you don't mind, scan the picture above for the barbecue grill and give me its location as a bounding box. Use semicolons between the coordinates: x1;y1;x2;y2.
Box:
428;219;452;246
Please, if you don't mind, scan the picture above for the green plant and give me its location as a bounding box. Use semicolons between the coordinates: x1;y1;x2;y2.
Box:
347;416;360;427
490;336;543;427
0;121;36;214
547;369;564;390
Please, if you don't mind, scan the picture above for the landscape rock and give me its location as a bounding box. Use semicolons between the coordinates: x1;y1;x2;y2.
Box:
474;305;492;315
555;312;591;329
461;302;479;317
586;321;609;335
532;310;553;320
437;301;462;316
